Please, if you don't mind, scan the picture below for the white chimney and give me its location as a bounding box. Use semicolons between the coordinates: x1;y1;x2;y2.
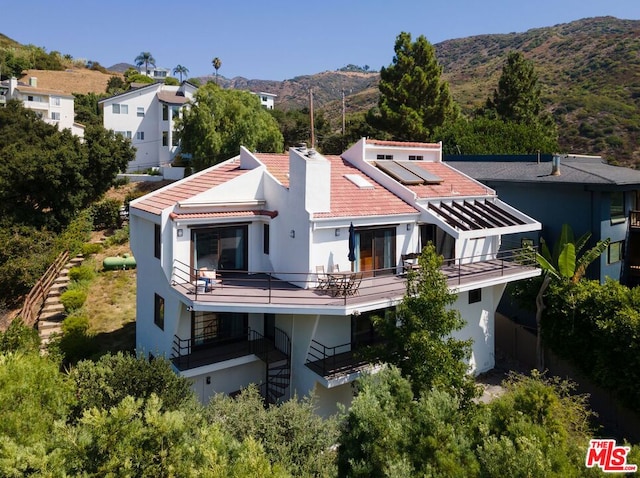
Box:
29;77;37;87
8;77;17;98
289;146;331;214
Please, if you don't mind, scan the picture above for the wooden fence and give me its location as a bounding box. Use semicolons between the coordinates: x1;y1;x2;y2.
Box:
19;250;69;328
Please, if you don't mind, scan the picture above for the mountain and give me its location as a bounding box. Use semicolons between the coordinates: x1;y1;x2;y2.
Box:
3;16;638;165
201;16;639;165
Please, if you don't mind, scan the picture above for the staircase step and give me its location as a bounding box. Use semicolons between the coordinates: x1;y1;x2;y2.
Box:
53;277;70;285
44;297;62;307
42;302;64;313
38;320;62;337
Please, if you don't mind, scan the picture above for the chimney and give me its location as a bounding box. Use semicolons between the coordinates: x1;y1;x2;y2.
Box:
289;146;331;214
551;154;561;176
29;77;37;88
9;77;17;97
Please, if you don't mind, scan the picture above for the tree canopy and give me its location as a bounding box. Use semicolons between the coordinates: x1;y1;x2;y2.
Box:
134;51;156;75
0;102;134;230
367;32;458;141
178;83;284;170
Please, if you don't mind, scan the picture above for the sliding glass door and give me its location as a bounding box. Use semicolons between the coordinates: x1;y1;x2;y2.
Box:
191;225;248;271
356;227;396;276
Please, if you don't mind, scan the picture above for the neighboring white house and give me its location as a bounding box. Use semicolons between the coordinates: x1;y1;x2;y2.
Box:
254;91;276;109
100;82;198;172
0;76;84;137
129;138;541;416
140;66;172;80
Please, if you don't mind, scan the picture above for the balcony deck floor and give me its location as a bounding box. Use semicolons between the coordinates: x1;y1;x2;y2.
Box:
173;260;538;308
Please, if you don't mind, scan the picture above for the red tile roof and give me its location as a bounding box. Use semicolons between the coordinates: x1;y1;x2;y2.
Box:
256;153;418;219
398;162;491;199
131;161;248;215
169;210;278;220
366;139;440;149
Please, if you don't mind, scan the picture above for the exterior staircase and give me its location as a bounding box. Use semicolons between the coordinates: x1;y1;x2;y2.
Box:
37;254;84;348
249;327;292;405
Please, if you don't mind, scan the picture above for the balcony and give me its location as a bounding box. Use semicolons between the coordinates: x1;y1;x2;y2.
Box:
305;338;383;385
170;247;539;311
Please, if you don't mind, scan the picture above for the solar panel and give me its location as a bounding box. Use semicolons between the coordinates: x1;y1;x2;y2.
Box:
376;161;423;185
396;161;443;184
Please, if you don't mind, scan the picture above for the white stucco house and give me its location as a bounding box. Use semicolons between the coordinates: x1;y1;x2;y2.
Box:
99;82;198;172
0;76;84;137
254;92;277;110
129;138;541;415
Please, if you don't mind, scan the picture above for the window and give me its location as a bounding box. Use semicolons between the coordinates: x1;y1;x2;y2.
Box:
137;107;145;117
50;112;60;121
610;191;625;224
154;224;161;259
376;154;394;160
112;104;128;114
469;289;482;304
172;106;180;119
263;224;270;254
136;131;145;140
172;133;179;147
192;312;248;347
608;241;624;264
408;155;424;160
51;96;61;106
154;293;165;330
162;104;169;121
162;131;169;146
116;131;132;139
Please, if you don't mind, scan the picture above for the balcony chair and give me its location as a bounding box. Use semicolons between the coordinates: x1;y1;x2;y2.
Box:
198;268;222;291
316;265;330;290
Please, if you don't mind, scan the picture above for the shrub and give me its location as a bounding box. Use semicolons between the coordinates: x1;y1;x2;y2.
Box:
68;265;94;282
0;318;40;354
105;225;130;246
90;198;122;230
81;242;102;256
58;314;93;364
60;289;87;313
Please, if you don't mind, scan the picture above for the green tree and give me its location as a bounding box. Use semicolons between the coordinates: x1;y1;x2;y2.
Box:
0;318;40;354
212;56;222;84
134;51;156;75
0;102;134;230
68;352;195;418
485;51;543;124
73;92;104;127
105;75;126;95
435;115;559;155
534;224;610;369
173;64;189;82
178;83;284;169
205;385;339;477
370;243;478;402
367;32;457;141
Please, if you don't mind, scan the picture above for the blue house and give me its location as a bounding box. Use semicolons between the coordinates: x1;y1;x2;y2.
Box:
448;154;640;285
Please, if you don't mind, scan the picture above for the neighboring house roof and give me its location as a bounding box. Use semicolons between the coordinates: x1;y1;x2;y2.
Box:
14;85;74;99
448;155;640;186
256;153;419;219
169;210;278;220
157;91;190;104
131;160;249;215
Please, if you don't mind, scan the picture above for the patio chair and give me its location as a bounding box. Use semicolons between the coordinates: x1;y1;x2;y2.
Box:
316;265;330;290
198;268;222;291
345;272;363;296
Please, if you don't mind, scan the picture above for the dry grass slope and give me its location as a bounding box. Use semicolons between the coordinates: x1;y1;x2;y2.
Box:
20;68;121;95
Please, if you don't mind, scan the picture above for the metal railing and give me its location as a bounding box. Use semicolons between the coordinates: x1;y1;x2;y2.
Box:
170;246;538;306
306;339;353;377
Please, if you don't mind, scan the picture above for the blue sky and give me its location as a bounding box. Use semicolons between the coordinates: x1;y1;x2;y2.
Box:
3;0;639;81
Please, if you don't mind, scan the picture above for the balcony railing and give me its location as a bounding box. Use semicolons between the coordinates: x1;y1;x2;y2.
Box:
305;339;380;379
170;247;538;307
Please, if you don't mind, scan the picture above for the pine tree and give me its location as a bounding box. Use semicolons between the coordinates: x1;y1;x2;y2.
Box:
368;32;457;141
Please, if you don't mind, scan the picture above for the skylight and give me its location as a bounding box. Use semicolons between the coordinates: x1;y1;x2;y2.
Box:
344;174;375;189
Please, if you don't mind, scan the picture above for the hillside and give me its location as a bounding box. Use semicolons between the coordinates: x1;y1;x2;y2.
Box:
19;68;119;95
3;16;639;165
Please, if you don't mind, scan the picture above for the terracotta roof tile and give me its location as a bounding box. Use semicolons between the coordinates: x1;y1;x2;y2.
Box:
170;210;278;220
367;139;440;149
256;153;418;218
131;161;248;215
385;161;491;199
